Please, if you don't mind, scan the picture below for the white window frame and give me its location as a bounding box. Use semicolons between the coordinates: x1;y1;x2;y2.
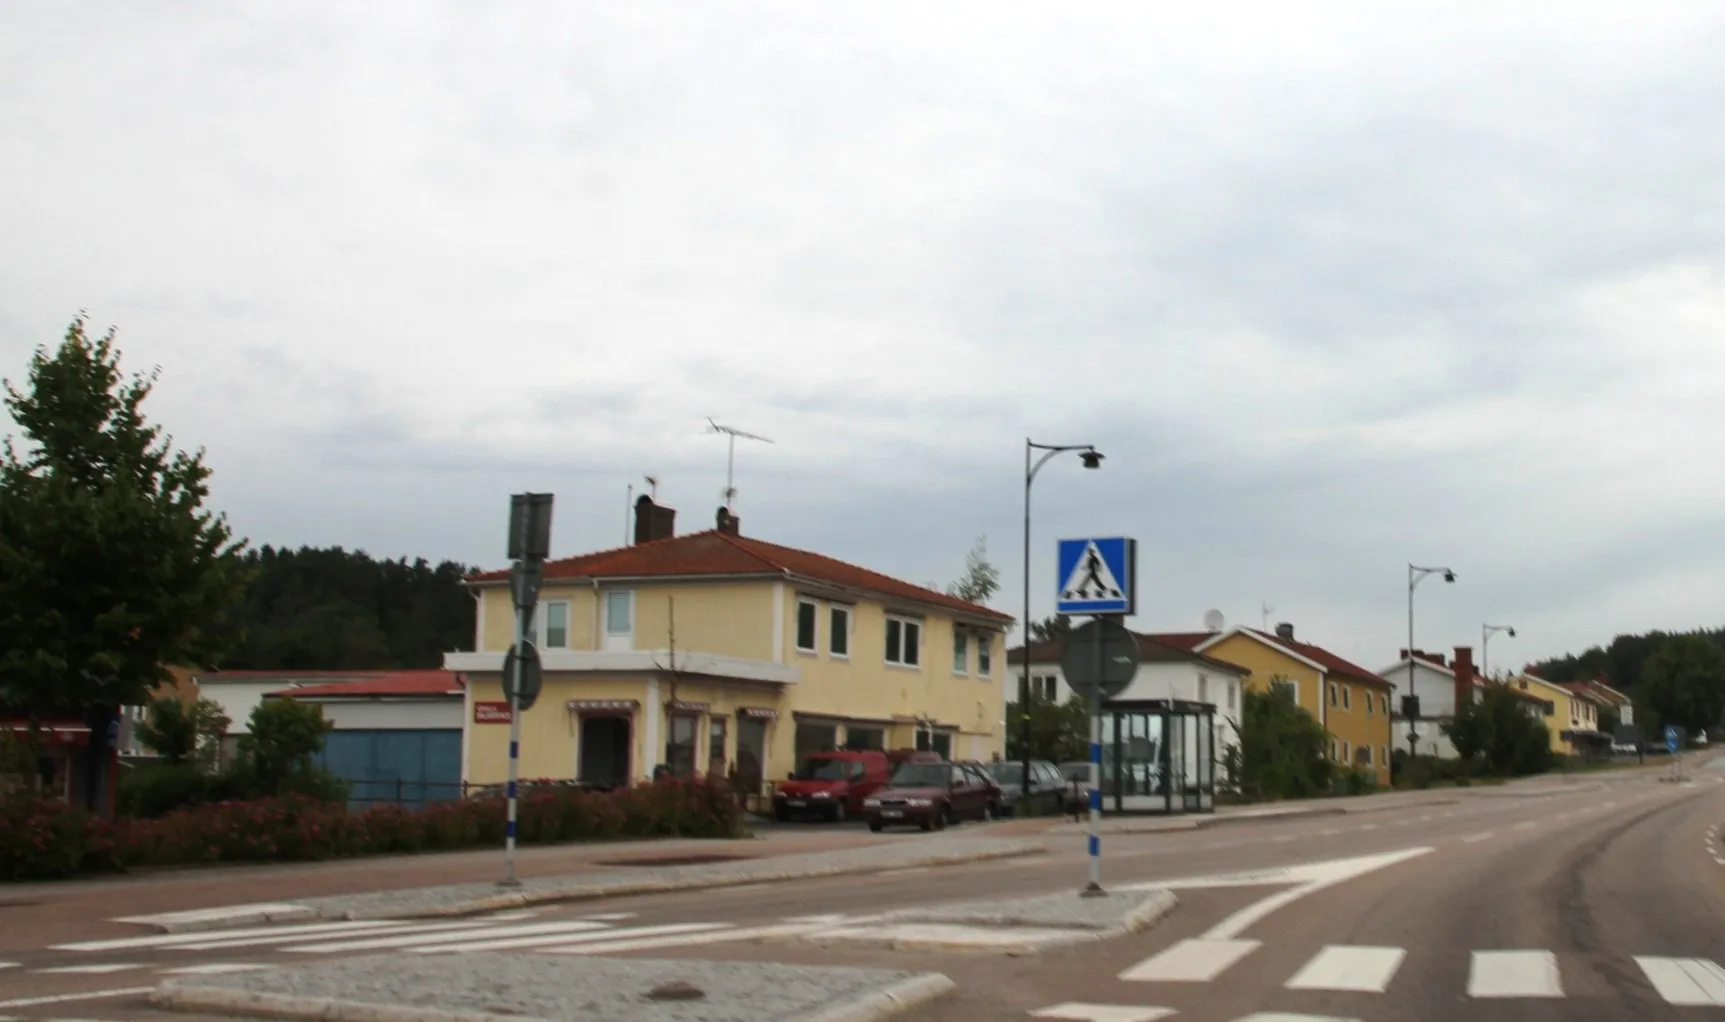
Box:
1328;682;1339;708
829;604;851;659
1342;739;1351;763
952;630;968;675
885;615;922;668
795;598;819;654
1227;681;1237;711
1198;675;1209;705
1272;678;1299;704
976;633;992;678
603;590;634;652
1341;686;1351;711
539;599;571;650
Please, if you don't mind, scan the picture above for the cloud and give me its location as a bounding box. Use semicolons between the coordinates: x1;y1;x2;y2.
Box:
5;1;1725;671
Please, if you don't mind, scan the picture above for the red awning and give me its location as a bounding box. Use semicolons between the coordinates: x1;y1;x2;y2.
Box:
0;722;92;747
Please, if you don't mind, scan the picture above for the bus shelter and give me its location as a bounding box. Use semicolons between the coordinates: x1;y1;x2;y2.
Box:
1096;698;1216;814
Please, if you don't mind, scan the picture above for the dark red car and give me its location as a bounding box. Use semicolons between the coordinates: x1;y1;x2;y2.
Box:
862;760;1001;832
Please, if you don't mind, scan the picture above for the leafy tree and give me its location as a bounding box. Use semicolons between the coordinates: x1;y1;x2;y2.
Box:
1235;684;1333;799
0;316;248;809
945;535;1001;605
1442;683;1552;776
1005;692;1090;763
237;697;333;796
135;695;230;767
1029;614;1073;644
1637;633;1725;738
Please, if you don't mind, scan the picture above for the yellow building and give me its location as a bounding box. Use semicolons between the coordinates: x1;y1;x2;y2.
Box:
1156;623;1395;787
445;497;1013;799
1508;673;1611;756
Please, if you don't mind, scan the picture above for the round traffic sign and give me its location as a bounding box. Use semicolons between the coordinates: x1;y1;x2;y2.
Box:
1060;618;1140;702
502;640;543;711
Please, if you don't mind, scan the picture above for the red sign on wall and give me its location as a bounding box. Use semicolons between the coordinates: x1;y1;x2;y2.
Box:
473;701;513;724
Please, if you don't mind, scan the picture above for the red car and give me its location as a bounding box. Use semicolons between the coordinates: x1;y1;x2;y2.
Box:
862;760;1001;832
772;750;891;822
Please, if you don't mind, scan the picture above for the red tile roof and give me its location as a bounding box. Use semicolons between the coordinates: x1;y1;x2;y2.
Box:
469;529;1011;623
1008;634;1249;675
1150;629;1391;688
268;671;463;699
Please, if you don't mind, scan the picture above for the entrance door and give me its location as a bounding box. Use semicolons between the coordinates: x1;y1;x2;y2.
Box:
737;717;767;798
579;716;631;787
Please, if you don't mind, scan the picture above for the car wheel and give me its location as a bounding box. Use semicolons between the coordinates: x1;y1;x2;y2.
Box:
868;819;884;833
982;801;997;822
918;817;933;832
935;805;950;830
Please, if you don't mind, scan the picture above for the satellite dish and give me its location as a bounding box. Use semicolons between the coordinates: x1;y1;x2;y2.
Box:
1203;609;1225;632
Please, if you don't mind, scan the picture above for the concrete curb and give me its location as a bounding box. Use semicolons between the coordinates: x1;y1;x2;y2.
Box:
153;971;956;1022
796;888;1177;955
1038;796;1468;837
139;843;1045;933
797;973;957;1022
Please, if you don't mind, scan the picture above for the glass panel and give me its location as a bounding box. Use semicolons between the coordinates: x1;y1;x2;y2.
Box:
977;637;991;675
667;715;698;778
708;718;727;774
606;592;631;634
953;632;967;672
886;620;902;663
796;601;817;650
830;607;849;656
543;602;569;648
904;622;920;665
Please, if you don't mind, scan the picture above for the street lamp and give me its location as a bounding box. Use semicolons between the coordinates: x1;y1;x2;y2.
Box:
1406;563;1456;760
1481;624;1516;682
1022;439;1104;800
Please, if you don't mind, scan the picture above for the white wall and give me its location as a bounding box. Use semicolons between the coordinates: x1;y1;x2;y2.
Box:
1377;659;1464;758
307;700;462;731
197;681;296;734
1008;658;1244;764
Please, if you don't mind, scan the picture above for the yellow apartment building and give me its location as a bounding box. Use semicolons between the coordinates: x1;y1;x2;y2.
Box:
445;497;1013;797
1509;673;1611;756
1156;623;1395;787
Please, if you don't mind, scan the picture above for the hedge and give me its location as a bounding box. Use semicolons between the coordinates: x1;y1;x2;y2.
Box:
1;775;744;881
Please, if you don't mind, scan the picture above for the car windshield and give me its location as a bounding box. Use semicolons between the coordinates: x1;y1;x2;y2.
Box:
890;764;950;787
989;762;1023;784
793;757;851;781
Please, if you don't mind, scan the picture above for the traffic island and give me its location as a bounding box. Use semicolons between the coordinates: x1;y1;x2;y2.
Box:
790;887;1177;955
151;951;955;1022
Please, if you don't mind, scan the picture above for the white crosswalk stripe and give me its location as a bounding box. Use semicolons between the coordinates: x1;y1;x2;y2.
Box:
52;918;434;952
1467;950;1562;998
1120;939;1261;982
160;963;276;976
1283;946;1405;993
1029;1005;1176;1022
284;920;610;954
1635;956;1725;1006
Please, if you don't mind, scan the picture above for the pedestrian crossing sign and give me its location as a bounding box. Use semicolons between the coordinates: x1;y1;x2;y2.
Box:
1055;537;1136;615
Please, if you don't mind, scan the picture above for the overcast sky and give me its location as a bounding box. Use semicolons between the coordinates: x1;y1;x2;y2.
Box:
5;2;1725;672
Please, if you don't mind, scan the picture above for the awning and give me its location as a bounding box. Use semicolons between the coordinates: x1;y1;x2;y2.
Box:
566;700;639;714
738;707;779;721
0;722;92;747
668;700;709;714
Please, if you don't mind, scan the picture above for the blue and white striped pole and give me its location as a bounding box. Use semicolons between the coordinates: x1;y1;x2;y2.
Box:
1084;613;1105;896
501;605;527;887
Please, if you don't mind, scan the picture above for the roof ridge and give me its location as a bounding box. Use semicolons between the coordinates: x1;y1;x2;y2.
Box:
711;529;792;575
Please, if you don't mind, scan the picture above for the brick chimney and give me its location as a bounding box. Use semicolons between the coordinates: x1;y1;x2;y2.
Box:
633;494;676;545
1452;645;1476;711
715;505;741;536
1274;622;1294;641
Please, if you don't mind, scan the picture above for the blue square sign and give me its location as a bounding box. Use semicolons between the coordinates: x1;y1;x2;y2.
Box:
1055;537;1137;615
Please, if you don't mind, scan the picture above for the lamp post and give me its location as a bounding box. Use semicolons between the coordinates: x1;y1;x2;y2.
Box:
1022;438;1104;801
1481;623;1516;682
1407;563;1456;760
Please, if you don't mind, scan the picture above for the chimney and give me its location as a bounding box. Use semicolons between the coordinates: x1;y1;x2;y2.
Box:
1274;622;1294;641
715;505;741;536
633;494;676;545
1452;645;1476;711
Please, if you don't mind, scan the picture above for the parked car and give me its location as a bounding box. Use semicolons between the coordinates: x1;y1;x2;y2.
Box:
988;759;1066;817
772;749;891;822
863;760;1000;831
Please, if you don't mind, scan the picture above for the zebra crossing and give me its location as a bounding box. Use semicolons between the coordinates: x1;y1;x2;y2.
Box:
38;908;862;975
1028;942;1725;1019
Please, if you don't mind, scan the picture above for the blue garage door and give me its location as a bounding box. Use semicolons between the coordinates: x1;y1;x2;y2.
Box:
317;729;462;810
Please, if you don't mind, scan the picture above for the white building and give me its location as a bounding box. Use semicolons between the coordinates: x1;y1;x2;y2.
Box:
1375;646;1480;759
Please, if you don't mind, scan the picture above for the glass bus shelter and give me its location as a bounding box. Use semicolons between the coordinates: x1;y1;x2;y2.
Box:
1096;698;1216;814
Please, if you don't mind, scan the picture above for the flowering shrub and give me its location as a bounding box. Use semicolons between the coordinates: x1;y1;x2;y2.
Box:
0;774;745;881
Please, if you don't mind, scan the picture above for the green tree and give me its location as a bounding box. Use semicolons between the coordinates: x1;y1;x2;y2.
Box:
1029;614;1073;644
135;695;230;767
0;316;248;809
945;535;1001;605
1638;633;1725;738
1005;692;1090;763
237;697;333;796
1235;683;1333;799
1442;683;1552;776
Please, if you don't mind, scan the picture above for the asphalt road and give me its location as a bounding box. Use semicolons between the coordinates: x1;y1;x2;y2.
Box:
6;764;1723;1022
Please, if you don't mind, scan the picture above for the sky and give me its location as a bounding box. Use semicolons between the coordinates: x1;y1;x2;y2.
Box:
4;2;1725;673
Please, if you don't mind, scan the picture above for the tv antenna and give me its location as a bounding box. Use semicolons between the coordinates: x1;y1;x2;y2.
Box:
643;475;658;501
1261;603;1274;630
706;418;772;510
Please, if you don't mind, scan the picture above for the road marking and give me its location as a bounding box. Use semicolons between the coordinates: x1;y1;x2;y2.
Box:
549;921;821;954
1029;1005;1176;1022
1272;835;1296;843
53;918;426;952
1468;950;1563;998
1119;938;1261;982
0;963;15;970
785;914;850;925
0;988;153;1009
35;964;142;975
420;922;727;954
1463;832;1494;843
582;912;637;921
1284;945;1406;992
174;920;489;952
161;963;275;975
285;920;610;953
112;903;308;928
1636;956;1725;1005
1235;1015;1362;1022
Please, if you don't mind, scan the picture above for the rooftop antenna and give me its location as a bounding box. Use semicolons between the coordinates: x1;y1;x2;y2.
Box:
643;475;658;501
1261;602;1274;630
706;418;772;510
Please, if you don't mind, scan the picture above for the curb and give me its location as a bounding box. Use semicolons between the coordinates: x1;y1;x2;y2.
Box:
797;888;1177;956
1039;797;1467;837
140;843;1046;933
154;972;956;1022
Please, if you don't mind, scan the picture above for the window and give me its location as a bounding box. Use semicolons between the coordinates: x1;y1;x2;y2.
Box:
1341;740;1351;762
953;631;968;673
1272;678;1298;703
830;606;850;657
707;718;727;773
1341;686;1351;711
1030;675;1059;701
1383;745;1390;767
1199;676;1209;705
1380;693;1389;716
1329;738;1338;760
541;600;570;649
1227;683;1237;711
1328;682;1339;708
796;599;818;652
603;591;633;651
1356;745;1373;767
977;635;992;677
886;616;921;667
666;714;698;778
1366;690;1374;717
